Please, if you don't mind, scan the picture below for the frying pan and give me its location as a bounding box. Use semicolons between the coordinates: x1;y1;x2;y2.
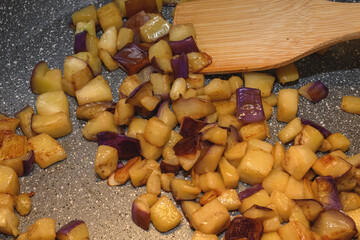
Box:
0;0;359;239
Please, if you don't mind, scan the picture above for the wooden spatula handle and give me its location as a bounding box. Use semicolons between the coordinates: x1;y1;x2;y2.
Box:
174;0;360;74
310;0;360;44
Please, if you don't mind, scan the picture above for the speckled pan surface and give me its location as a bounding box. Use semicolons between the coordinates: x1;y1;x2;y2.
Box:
0;0;360;239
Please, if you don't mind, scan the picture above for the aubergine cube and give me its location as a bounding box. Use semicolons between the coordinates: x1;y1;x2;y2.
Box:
172;97;216;123
126;81;153;109
113;43;150;75
191;199;230;234
236;87;265;124
137;65;156;84
1;150;35;177
22;150;35;176
293;199;324;222
173;134;201;157
131;193;159;230
160;158;180;175
56;220;89;240
179;117;208;138
311;210;357;240
224;216;263;240
312;176;342;210
126;10;151;43
150;57;164;74
171;53;188;79
140;15;170;43
74;31;87;54
300;118;331;137
227;125;243;147
306;80;329;103
14;105;37;139
125;0;158;18
76;101;116;120
169;36;199;55
97;131;141;160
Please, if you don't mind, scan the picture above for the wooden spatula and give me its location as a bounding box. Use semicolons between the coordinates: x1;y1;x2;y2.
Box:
173;0;360;74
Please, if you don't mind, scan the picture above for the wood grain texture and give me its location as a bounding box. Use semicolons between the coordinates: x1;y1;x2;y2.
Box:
173;0;360;74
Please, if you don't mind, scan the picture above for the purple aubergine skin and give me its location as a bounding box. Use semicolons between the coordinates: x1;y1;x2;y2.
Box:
236;87;265;124
238;184;263;201
125;10;151;43
113;43;150;75
156;100;173;119
169;36;199;55
307;80;329;103
74;30;87;54
300;118;332;137
224;216;263;240
97;131;141;160
126;10;151;31
131;201;150;230
5;150;35;176
179;116;208;138
151;57;164;74
251;205;273;211
57;220;85;235
23;150;35;176
160;160;180;175
173;134;201;156
228;125;243;143
156;101;168;119
171;53;188;79
127;81;152;100
117;162;124;169
125;0;158;19
126;81;153;109
314;176;343;210
127;81;149;100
